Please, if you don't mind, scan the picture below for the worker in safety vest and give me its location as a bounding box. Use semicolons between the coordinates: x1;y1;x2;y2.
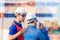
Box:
8;7;27;40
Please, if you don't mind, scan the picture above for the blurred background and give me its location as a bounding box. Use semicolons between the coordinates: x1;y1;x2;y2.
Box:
0;0;60;40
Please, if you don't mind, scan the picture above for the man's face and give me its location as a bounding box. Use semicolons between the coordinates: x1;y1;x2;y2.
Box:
34;20;37;26
17;13;26;22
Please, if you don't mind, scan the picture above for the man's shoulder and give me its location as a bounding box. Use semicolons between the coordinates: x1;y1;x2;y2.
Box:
9;24;17;35
9;24;16;30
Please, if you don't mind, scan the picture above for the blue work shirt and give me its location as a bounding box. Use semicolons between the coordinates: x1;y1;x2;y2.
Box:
40;27;50;40
24;25;46;40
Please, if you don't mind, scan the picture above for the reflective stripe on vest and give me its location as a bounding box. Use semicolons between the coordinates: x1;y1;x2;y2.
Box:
13;23;24;40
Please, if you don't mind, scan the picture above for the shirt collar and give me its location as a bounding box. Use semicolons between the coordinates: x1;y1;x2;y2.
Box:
28;24;36;28
14;20;22;28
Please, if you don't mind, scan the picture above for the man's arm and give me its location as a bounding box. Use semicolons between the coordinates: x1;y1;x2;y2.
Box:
8;30;22;40
8;25;27;40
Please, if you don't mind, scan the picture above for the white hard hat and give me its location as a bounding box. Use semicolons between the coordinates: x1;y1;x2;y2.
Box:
26;12;36;23
15;7;26;16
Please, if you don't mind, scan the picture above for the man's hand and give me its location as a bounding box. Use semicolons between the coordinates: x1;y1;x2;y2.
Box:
8;27;28;40
21;28;28;33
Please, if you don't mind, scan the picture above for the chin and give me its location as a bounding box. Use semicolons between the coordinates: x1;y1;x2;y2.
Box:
22;20;24;22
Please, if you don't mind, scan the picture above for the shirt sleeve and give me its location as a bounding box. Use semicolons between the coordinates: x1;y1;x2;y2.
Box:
9;24;17;35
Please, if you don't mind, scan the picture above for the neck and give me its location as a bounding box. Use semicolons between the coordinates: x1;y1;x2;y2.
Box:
16;18;21;23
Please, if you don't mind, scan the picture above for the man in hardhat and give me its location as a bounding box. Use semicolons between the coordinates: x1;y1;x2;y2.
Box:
24;13;46;40
8;7;27;40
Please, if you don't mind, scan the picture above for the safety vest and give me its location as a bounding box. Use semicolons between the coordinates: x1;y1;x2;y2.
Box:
15;23;24;40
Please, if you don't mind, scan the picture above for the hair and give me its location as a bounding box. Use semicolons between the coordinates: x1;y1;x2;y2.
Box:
28;21;34;24
14;15;16;18
28;19;37;24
